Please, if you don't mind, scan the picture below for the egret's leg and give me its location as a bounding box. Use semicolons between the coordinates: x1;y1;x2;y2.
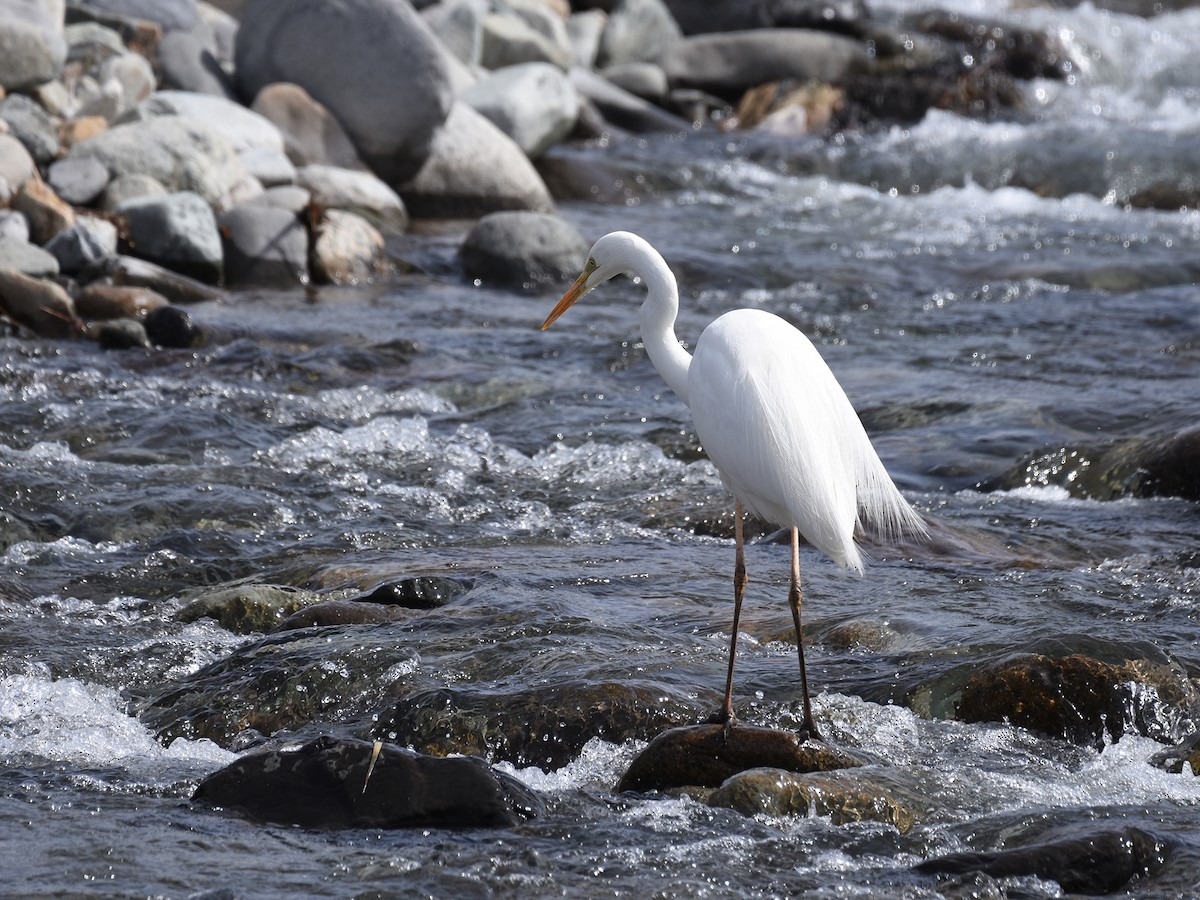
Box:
788;527;821;739
718;499;748;724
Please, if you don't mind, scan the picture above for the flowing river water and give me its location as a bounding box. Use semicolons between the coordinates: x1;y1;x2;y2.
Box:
4;1;1200;897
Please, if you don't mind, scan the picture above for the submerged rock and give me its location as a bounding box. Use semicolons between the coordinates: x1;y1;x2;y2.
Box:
916;826;1172;895
708;767;915;832
193;735;542;829
176;582;322;634
355;575;471;610
618;724;865;793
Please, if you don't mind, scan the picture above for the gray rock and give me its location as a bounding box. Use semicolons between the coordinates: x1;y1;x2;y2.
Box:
0;94;61;165
157;29;237;98
71;115;247;208
245;184;312;216
217;204;308;286
569;67;690;133
460;211;586;291
0;133;36;203
196;2;238;68
398;102;554;218
660;29;871;98
598;0;682;67
566;9;605;68
460;62;578;159
600;61;669;103
0;0;68;91
237;147;295;188
134;90;285;157
480;10;571;70
92;52;156;118
117;191;223;283
0;237;59;277
311;209;384;285
235;0;454;185
421;0;486;67
47;156;111;206
74;0;198;31
250;82;367;171
99;172;168;211
295;164;408;232
503;0;571;54
44;220;117;273
0;210;29;243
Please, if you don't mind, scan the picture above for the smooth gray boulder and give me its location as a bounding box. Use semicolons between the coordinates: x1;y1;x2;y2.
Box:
235;0;454;185
660;29;871;98
460;211;586;291
47;156;111;206
134;91;285;158
217;204;308;287
460;63;579;159
295;165;408;232
70;116;247;208
398;102;554;218
250;83;367;171
0;237;59;278
157;30;237;98
0;0;68;91
598;0;682;67
118;191;223;283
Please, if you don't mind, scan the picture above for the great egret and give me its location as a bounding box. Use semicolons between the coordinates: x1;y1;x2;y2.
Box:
541;231;926;737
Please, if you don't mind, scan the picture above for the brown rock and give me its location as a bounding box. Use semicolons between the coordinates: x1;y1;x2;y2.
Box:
277;599;405;631
708;767;916;832
0;270;81;338
617;724;865;793
75;284;169;320
59;116;109;148
250;82;367;170
13;179;76;245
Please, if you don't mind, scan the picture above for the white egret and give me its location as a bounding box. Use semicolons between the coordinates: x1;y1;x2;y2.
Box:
542;231;926;737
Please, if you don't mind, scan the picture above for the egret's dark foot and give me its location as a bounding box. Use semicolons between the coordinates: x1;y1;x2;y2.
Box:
800;721;823;743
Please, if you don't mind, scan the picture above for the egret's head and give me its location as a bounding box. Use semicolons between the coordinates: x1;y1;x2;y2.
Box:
540;232;646;330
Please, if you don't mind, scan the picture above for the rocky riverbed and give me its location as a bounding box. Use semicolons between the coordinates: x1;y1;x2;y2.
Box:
3;0;1200;897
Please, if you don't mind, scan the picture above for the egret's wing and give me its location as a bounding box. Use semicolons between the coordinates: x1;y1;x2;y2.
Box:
689;310;924;571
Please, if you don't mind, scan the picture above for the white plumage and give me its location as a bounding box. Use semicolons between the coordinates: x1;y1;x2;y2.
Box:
542;230;925;733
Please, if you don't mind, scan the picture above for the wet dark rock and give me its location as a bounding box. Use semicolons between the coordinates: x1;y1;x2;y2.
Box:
217;205;309;287
618;724;865;793
909;11;1073;82
177;582;322;634
75;283;169;320
140;625;423;745
143;304;200;348
663;0;869;37
660;29;870;101
916;636;1200;749
357;575;470;610
377;681;705;771
235;0;454;185
193;735;542;829
0;270;81;338
460;211;588;291
1137;426;1200;502
916;826;1172;895
821;618;904;653
277;599;406;631
708;767;916;832
92;317;151;349
1149;732;1200;775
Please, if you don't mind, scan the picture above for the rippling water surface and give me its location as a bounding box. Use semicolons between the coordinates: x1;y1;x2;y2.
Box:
4;1;1200;897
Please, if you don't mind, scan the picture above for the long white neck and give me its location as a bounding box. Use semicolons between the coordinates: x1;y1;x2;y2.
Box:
637;261;692;407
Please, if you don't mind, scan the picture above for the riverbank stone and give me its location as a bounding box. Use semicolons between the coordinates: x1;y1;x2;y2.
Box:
108;254;226;304
250;83;368;171
75;283;169;320
295;164;408;232
461;62;579;159
47;156;110;206
45;220;117;274
0;133;37;202
618;724;865;793
460;210;587;291
157;29;236;98
192;735;543;829
217;204;308;287
310;209;385;285
0;238;59;278
13;179;75;245
234;0;454;185
399;102;554;218
597;0;682;68
0;93;61;165
118;191;223;283
0;0;68;91
0;270;80;338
